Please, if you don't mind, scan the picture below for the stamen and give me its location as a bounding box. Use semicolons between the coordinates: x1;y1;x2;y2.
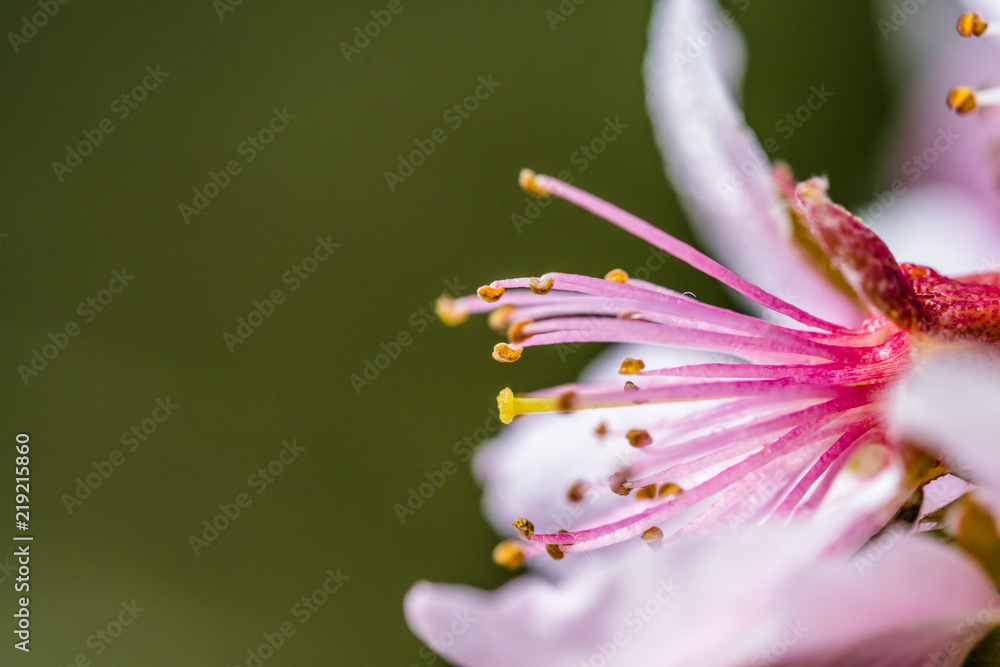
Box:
492;343;523;363
604;269;629;283
511;518;535;539
528;276;555;294
641;526;664;543
610;470;632;496
957;12;989;37
519;168;550;197
556;391;576;412
568;480;588;503
492;540;526;570
488;305;515;334
546;530;570;560
594;422;608;437
947;87;978;115
635;484;657;500
947;86;1000;115
507;320;531;344
477;285;505;303
624;381;649;404
627;429;653;448
658;482;683;498
618;358;646;375
434;294;469;326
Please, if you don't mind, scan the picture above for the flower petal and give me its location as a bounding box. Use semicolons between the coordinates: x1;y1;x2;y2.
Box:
644;0;860;326
866;183;1000;277
889;346;1000;512
406;504;994;666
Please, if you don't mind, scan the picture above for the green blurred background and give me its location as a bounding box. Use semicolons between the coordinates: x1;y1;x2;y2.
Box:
0;1;891;664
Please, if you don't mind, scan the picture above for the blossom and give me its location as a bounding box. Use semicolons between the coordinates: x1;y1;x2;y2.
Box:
407;0;1000;663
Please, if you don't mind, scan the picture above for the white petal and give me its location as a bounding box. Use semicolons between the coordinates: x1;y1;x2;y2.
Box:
889;347;1000;512
406;515;995;667
866;183;1000;276
644;0;860;326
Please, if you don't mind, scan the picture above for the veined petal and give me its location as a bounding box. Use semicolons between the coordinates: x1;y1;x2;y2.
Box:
644;0;861;326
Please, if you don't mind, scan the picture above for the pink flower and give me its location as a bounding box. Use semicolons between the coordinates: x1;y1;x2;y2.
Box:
407;0;1000;663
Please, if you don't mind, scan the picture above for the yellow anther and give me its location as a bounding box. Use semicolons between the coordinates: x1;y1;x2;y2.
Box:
546;530;571;561
556;391;576;412
545;543;565;561
519;169;549;197
947;87;978;115
496;387;562;424
626;429;653;448
528;276;554;294
624;381;649;404
641;526;664;543
512;517;535;539
492;540;526;570
477;285;505;303
618;358;645;375
957;12;988;37
635;484;657;500
604;268;628;283
658;482;683;498
488;305;516;334
609;470;632;496
567;480;588;503
507;320;531;344
492;343;523;363
434;295;469;326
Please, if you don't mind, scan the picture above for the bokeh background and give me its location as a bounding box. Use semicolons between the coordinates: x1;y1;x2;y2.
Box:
1;1;896;664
